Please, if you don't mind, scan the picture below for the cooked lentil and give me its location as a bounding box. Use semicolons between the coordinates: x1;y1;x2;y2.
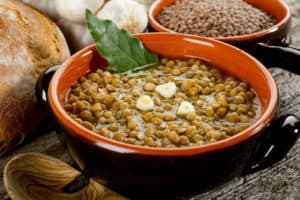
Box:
64;57;261;148
156;0;276;37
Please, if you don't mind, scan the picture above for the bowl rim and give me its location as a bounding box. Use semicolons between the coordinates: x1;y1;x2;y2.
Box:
48;32;278;156
148;0;291;43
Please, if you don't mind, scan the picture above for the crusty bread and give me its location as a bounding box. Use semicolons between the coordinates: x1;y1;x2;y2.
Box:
0;0;70;155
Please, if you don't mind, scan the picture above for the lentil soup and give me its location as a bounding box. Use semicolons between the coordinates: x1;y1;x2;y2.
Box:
64;58;261;148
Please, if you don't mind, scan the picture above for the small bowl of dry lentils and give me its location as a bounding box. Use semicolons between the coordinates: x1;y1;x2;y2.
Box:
149;0;291;43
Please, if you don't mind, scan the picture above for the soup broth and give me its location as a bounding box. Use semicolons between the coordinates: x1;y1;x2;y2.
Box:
64;57;260;148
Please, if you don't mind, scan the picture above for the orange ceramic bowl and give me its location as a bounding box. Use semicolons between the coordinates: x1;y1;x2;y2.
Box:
42;33;299;198
149;0;291;45
149;0;300;75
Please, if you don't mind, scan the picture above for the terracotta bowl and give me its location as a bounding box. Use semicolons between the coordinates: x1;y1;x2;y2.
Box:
39;33;299;198
149;0;300;74
149;0;290;44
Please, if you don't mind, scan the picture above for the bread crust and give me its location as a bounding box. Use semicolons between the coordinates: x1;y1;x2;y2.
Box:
0;0;70;154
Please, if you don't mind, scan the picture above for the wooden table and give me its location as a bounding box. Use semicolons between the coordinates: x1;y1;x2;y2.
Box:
1;0;300;199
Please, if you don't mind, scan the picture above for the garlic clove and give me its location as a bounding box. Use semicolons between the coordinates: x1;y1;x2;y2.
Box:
155;82;177;98
136;95;154;111
55;0;105;23
177;101;195;116
96;0;148;34
57;19;93;52
131;0;157;10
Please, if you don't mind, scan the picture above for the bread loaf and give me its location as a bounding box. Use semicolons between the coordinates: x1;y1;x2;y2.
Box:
0;0;70;155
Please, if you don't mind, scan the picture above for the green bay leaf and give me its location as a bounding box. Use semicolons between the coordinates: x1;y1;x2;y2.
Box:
85;9;158;73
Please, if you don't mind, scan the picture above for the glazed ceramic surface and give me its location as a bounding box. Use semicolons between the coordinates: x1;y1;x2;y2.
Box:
148;0;300;75
47;33;281;197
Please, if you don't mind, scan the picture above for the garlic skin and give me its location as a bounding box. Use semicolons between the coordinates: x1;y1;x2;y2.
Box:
19;0;149;52
56;19;93;52
55;0;105;23
96;0;148;34
132;0;156;10
20;0;57;20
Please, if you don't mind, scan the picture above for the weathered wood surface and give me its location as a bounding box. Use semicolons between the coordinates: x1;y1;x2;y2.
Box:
0;0;300;199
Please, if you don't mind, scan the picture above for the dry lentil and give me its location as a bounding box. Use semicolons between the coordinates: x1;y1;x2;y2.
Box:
65;57;260;148
157;0;276;38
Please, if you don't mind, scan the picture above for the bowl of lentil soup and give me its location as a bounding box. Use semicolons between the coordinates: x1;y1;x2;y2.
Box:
149;0;300;74
40;33;299;197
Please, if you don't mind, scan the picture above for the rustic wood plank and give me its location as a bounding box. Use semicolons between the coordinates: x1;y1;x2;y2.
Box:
0;0;299;199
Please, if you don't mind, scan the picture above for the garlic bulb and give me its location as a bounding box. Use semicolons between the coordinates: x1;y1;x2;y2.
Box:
19;0;149;52
132;0;156;10
20;0;57;20
57;19;93;52
55;0;105;23
96;0;148;34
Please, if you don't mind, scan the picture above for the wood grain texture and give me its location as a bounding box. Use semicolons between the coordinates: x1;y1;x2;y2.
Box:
3;153;127;200
0;0;300;199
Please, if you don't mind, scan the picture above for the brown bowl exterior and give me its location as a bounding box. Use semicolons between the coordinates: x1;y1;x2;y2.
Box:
55;123;270;197
48;33;278;197
149;0;291;46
